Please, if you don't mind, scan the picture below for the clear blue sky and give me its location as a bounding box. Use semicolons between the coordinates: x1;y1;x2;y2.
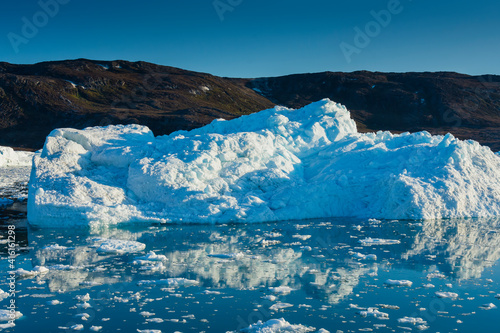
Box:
1;0;499;77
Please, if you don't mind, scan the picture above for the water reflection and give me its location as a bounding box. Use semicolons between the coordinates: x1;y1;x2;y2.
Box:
13;217;500;304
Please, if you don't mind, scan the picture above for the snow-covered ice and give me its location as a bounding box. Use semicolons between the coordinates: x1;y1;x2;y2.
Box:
96;239;146;254
435;291;458;298
0;146;33;200
384;279;413;287
359;238;400;246
239;318;315;332
0;147;32;168
27;99;500;227
0;310;22;321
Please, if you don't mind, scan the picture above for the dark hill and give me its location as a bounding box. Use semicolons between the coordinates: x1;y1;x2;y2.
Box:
1;59;499;150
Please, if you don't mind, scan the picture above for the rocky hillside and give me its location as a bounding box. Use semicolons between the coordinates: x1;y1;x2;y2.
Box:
248;71;500;150
1;59;499;150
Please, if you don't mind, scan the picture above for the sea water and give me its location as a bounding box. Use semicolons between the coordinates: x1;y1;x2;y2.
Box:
1;208;499;332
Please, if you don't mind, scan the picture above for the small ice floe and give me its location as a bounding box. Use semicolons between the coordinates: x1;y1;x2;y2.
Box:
138;262;165;272
14;266;49;277
269;302;293;311
358;308;389;319
0;289;8;301
261;239;281;246
377;304;400;310
268;286;295;295
384;279;413;287
359;238;400;246
352;253;377;260
263;232;282;238
262;295;277;301
146;318;164;323
134;251;168;262
0;309;23;321
240;318;315;332
137;278;199;288
140;311;155;317
479;303;497;310
89;326;102;332
42;244;72;250
74;313;90;321
426;271;446;279
435;291;458;299
46;299;62;305
96;239;146;254
137;330;162;333
207;253;244;260
70;324;84;331
495;294;500;299
200;290;221;295
397;317;427;325
445;283;453;288
422;283;435;288
75;293;91;302
317;329;330;333
292;234;312;241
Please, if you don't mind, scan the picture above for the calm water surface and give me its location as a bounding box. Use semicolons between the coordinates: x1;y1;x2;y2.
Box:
1;206;499;332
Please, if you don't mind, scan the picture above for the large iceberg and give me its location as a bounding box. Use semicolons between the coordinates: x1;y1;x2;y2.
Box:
28;99;500;227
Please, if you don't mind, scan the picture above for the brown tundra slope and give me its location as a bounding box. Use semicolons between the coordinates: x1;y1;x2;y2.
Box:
1;59;499;151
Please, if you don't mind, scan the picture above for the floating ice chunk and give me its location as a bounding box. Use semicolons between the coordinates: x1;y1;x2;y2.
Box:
0;309;22;321
269;303;294;311
292;234;311;241
75;293;91;302
42;244;70;250
96;239;146;254
317;329;330;333
201;290;221;295
479;303;497;310
137;330;162;333
0;289;8;301
134;251;167;262
269;286;295;295
377;304;400;310
359;238;400;246
352;253;377;260
47;299;62;305
358;308;389;319
137;278;199;287
384;279;413;287
240;318;315;332
146;318;164;323
90;326;103;332
71;324;84;331
140;311;155;317
397;317;427;325
14;266;49;277
422;283;435;288
262;295;277;301
207;252;245;259
75;313;90;320
435;291;458;298
426;272;446;279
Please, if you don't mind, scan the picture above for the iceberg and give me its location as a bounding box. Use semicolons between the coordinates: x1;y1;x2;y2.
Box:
28;99;500;227
0;146;32;168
